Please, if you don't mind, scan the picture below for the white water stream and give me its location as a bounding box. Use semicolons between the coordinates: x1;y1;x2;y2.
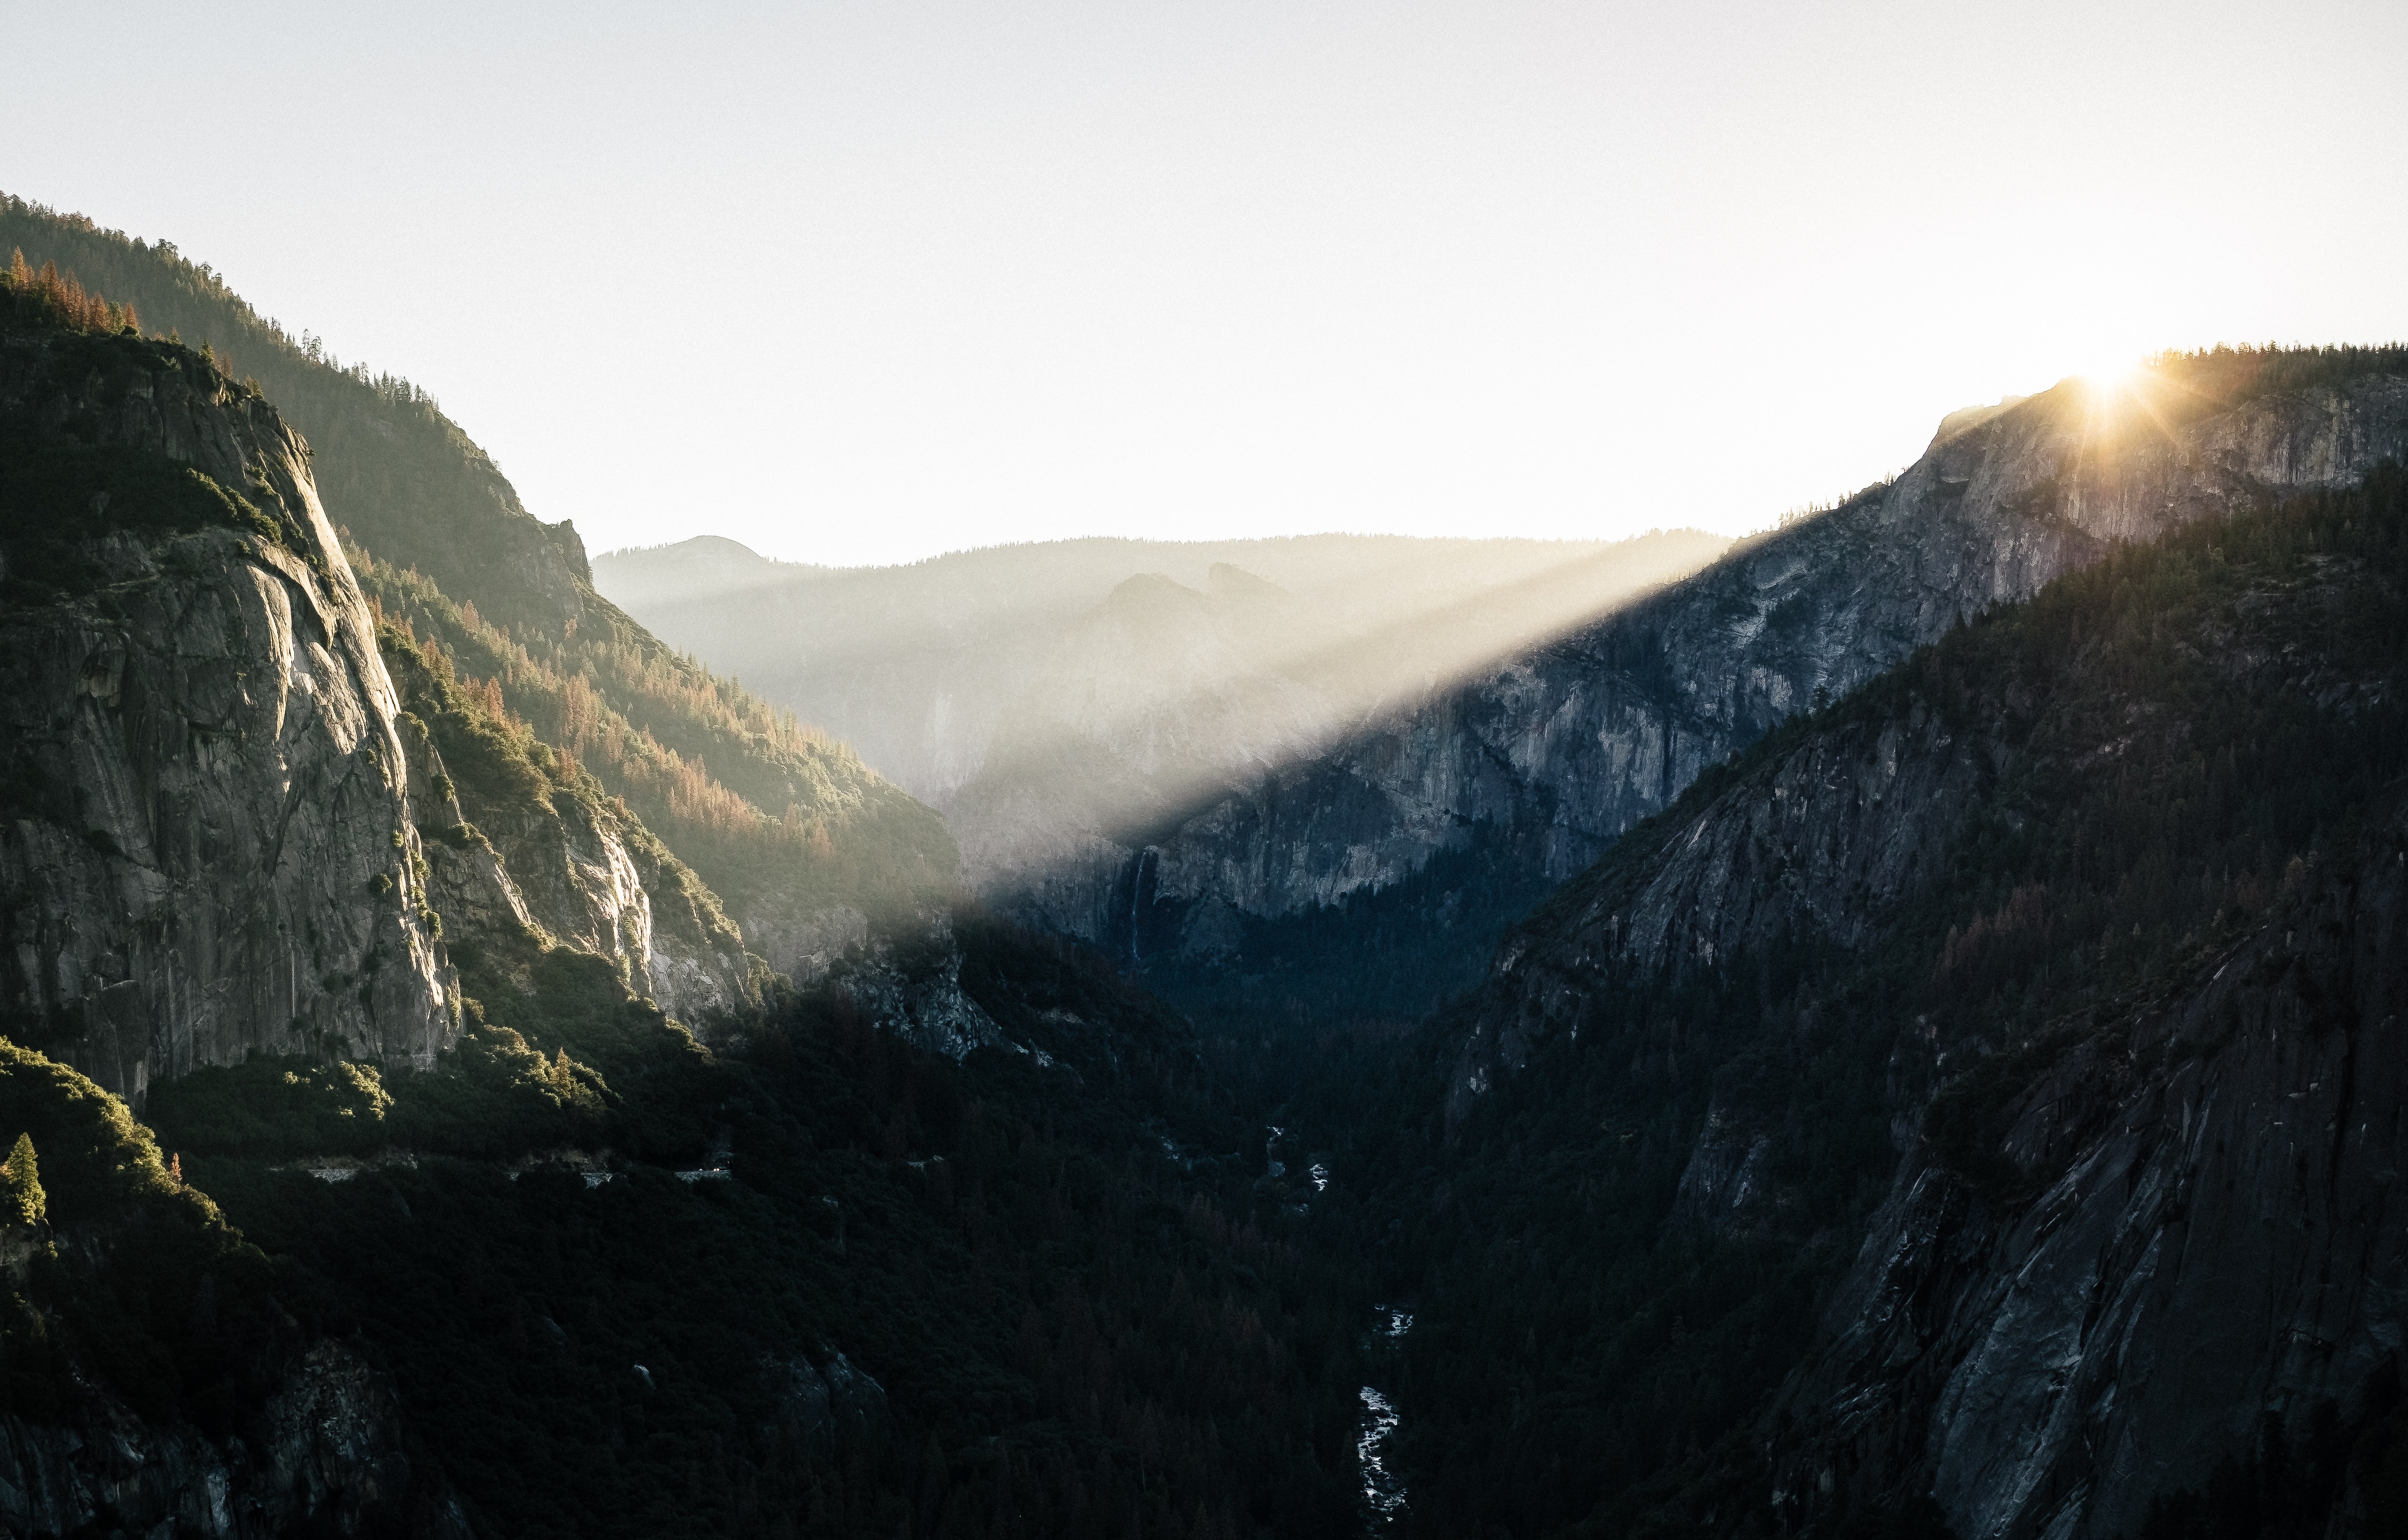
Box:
1281;1145;1411;1528
1358;1306;1415;1526
1357;1387;1407;1523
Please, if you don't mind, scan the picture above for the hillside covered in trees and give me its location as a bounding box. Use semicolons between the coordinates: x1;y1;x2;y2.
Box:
1271;464;2408;1538
0;207;1380;1536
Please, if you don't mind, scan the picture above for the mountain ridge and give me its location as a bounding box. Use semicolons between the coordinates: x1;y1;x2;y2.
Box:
1;193;953;988
1353;462;2408;1538
1104;354;2408;1033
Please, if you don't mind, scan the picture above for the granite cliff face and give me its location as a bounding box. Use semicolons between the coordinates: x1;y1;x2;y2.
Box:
391;708;753;1027
0;326;456;1104
1078;367;2408;976
1455;698;1992;1125
1425;463;2408;1536
1767;849;2408;1539
0;317;761;1121
5;202;954;1016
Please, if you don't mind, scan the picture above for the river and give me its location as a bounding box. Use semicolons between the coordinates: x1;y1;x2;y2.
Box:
1359;1306;1413;1527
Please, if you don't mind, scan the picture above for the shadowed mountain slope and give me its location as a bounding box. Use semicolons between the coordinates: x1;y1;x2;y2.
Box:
1126;352;2408;1028
1317;461;2408;1540
605;354;2408;1040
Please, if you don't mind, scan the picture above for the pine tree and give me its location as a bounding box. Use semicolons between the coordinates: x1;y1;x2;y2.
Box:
1;1134;47;1227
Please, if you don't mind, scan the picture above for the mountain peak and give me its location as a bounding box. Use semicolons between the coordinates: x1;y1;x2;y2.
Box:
591;532;815;608
1925;392;2033;453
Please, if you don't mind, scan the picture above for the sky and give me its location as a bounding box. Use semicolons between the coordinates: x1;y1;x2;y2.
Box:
8;1;2407;568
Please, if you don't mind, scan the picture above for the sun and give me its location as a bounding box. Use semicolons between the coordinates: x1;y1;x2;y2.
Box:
2075;349;2148;395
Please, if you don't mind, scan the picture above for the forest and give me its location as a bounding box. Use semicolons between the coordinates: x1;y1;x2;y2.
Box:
1260;465;2408;1538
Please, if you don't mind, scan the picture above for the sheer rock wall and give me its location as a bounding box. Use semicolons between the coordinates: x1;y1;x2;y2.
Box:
0;331;455;1103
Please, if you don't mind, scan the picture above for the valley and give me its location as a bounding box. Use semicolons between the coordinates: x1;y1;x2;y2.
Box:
3;188;2407;1540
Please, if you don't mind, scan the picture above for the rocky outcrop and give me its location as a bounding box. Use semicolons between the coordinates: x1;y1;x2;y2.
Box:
0;329;455;1105
763;1349;891;1462
455;779;750;1025
395;715;753;1024
829;915;1007;1060
1768;833;2408;1540
1066;369;2408;965
0;1338;470;1538
736;897;868;988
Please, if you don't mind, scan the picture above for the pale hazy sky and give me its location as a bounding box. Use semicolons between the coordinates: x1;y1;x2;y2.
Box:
10;2;2406;566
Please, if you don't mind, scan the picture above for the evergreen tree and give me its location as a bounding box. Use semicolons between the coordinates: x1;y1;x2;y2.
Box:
1;1134;47;1227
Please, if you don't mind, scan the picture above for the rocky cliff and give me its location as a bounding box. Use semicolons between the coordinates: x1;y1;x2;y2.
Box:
4;199;960;1000
382;653;756;1027
1766;842;2408;1539
0;318;457;1105
0;296;762;1112
1095;359;2408;991
1403;458;2408;1537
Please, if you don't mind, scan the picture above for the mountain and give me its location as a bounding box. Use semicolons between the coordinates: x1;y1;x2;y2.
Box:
1;276;458;1100
598;530;1731;1023
14;183;2408;1539
0;210;1374;1537
595;531;1728;817
0;195;952;985
1088;353;2401;1038
600;358;2408;1039
1315;462;2408;1538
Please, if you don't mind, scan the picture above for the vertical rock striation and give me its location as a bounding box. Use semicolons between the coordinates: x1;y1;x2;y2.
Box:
1765;836;2408;1540
394;714;754;1025
0;326;455;1104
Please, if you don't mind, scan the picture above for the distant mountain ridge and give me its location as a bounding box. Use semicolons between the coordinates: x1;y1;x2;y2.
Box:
595;529;1727;807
